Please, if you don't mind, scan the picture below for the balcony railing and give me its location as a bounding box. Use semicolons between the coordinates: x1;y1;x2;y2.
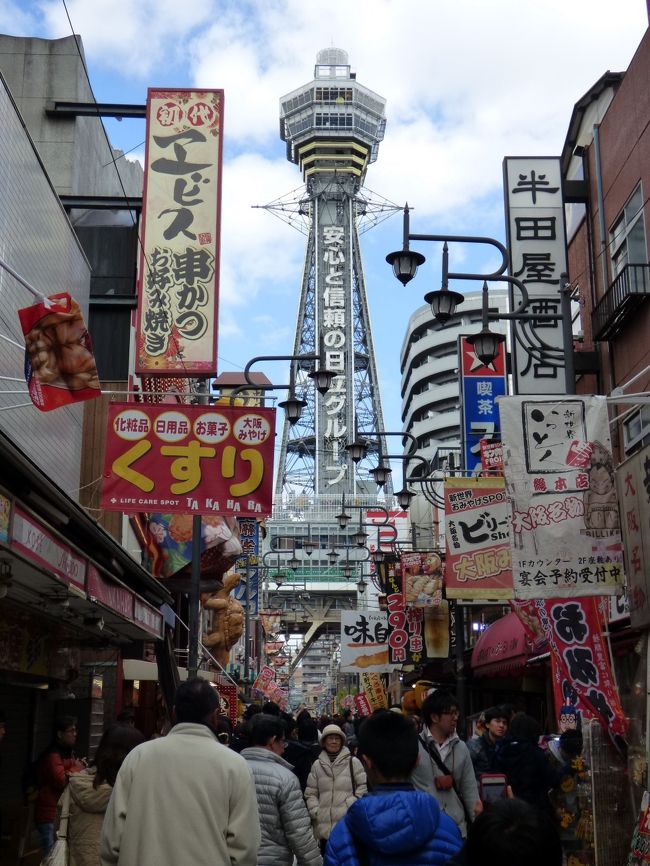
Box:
592;263;650;341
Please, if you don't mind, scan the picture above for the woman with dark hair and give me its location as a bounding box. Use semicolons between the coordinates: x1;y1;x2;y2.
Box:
495;714;567;812
35;716;85;856
63;724;144;866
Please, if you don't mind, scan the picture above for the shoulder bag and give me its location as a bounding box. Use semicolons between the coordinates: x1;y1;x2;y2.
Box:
419;735;473;827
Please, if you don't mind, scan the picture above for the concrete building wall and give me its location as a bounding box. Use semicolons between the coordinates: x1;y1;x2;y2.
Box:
0;71;90;497
0;34;142;197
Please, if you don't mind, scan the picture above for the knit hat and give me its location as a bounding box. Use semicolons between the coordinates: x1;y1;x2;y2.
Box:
321;723;346;744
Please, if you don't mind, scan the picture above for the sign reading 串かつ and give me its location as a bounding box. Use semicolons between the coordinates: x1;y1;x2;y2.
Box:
101;403;275;517
136;89;223;375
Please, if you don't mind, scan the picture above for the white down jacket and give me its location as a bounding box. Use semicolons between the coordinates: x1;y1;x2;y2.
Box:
241;747;322;866
305;746;367;841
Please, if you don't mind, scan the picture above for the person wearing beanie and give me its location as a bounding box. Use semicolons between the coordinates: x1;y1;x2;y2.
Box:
305;723;367;853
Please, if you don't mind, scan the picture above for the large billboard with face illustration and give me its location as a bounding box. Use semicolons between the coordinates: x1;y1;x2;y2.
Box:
500;395;624;598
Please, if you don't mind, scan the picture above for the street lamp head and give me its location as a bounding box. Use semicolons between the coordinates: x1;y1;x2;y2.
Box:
466;327;506;367
345;438;368;463
386;249;426;286
371;464;392;489
336;510;351;529
395;487;415;510
308;367;335;395
351;527;368;547
287;555;300;571
274;573;285;588
326;548;339;564
341;563;354;578
356;578;367;594
372;548;386;565
278;394;307;425
302;539;317;557
424;287;466;323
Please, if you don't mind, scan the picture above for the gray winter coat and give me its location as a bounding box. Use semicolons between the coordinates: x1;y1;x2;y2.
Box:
241;747;322;866
410;731;479;838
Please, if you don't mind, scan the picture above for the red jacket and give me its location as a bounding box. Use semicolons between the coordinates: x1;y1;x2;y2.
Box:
35;749;84;824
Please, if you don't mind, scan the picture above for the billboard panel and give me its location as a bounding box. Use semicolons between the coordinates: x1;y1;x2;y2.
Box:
136;89;223;375
500;395;624;598
101;403;275;517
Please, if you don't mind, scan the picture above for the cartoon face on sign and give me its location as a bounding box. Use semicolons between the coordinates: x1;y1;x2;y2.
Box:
522;401;587;473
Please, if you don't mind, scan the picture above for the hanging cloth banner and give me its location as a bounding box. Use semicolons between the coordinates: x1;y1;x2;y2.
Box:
499;395;624;598
536;597;627;738
18;292;101;411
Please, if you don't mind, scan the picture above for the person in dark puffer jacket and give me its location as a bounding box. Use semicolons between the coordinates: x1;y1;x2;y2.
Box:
325;711;462;866
494;713;568;814
242;714;322;866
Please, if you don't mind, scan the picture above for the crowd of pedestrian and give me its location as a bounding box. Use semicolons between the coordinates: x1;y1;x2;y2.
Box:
25;683;571;866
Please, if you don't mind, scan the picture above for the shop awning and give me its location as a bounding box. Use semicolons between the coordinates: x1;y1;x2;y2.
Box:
471;612;539;677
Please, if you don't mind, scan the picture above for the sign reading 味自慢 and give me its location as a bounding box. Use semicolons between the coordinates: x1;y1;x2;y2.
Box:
101;403;275;517
136;89;223;375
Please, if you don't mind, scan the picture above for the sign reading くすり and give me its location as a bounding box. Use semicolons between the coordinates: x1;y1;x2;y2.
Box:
101;403;275;517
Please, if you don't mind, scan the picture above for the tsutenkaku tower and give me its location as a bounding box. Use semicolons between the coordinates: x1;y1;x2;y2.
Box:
274;48;390;498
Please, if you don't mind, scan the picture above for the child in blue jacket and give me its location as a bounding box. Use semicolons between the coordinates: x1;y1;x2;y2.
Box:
325;711;462;866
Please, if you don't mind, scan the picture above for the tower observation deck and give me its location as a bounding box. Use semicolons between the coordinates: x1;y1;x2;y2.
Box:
275;49;391;498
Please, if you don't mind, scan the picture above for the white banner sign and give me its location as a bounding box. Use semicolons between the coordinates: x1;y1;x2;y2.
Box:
503;157;568;395
340;609;396;673
500;395;624;598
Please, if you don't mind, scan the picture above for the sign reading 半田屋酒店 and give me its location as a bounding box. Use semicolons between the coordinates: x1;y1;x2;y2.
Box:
101;403;275;517
136;89;223;375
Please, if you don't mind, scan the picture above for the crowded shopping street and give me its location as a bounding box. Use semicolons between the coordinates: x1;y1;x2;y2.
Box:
0;2;650;865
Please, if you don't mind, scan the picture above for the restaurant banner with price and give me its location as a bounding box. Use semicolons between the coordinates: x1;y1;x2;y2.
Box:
101;403;275;517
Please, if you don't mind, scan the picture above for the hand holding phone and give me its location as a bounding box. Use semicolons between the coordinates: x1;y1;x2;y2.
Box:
479;773;508;803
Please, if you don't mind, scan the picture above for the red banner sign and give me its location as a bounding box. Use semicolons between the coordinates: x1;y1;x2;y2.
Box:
101;403;275;517
87;565;134;620
354;692;372;717
536;597;627;737
385;561;425;665
18;293;101;412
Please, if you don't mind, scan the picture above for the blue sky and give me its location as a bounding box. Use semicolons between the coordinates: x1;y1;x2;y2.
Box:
1;0;648;440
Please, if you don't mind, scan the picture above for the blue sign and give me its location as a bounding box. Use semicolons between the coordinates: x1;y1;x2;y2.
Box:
233;519;259;616
458;336;507;472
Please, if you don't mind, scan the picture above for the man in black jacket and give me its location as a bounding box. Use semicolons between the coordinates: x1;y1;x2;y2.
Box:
468;706;508;782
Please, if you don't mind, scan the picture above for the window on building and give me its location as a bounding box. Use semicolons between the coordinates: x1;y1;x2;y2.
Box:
623;403;650;454
610;185;647;279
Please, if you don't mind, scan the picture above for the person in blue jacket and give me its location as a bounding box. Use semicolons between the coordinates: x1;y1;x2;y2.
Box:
324;710;463;866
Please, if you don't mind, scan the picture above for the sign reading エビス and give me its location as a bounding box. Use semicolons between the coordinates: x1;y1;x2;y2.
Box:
136;89;223;375
101;403;275;517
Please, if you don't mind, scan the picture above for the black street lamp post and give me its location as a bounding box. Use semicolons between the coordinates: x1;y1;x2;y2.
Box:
386;205;575;394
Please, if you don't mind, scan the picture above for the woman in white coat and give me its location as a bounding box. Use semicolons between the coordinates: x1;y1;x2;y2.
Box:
305;724;367;852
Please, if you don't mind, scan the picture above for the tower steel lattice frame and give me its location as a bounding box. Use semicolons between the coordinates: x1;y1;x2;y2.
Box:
273;48;395;499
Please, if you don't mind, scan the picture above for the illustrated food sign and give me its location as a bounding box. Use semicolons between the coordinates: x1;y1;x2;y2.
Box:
340;610;396;674
19;293;101;411
503;156;568;395
136;89;223;375
500;395;624;598
101;403;275;517
444;476;513;600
